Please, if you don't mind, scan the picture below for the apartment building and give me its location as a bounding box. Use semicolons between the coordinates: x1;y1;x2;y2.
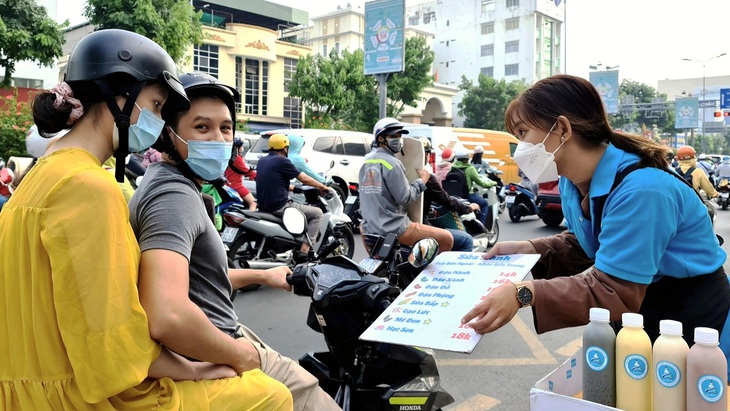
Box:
406;0;566;125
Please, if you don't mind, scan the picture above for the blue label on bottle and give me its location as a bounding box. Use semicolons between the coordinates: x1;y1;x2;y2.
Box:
585;346;609;372
623;354;648;380
656;361;681;388
698;375;724;403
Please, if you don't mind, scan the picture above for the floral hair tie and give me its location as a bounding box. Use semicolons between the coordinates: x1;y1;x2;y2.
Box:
49;82;84;125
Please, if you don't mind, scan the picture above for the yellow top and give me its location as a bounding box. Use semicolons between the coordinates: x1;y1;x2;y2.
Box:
0;148;292;410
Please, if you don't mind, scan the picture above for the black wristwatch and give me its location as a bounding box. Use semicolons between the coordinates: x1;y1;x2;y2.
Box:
515;284;533;308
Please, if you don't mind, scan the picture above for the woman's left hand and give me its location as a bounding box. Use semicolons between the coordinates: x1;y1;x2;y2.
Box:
461;282;521;334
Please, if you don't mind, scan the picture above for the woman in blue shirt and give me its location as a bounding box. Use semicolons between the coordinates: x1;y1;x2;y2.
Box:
461;74;730;378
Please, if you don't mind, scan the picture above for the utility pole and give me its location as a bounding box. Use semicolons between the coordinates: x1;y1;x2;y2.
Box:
682;53;727;153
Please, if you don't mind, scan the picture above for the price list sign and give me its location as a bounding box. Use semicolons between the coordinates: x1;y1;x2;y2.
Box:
360;252;540;353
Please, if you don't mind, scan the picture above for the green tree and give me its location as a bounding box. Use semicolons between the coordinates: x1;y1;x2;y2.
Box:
84;0;203;63
0;0;66;88
288;38;435;132
457;75;527;131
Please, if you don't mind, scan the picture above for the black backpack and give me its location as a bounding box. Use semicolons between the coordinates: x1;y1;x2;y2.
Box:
674;166;695;186
442;167;469;199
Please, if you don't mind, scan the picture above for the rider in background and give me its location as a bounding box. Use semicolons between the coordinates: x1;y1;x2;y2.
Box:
716;156;730;181
256;134;329;259
435;148;455;182
470;145;488;174
419;138;479;252
675;145;717;198
287;133;328;185
359;117;453;252
451;147;496;226
225;137;257;210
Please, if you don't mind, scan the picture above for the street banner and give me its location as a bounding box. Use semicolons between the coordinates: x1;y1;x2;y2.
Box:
675;96;699;129
360;252;540;353
589;70;619;114
364;0;405;75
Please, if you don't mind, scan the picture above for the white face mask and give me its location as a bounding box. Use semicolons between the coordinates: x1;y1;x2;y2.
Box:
512;122;565;184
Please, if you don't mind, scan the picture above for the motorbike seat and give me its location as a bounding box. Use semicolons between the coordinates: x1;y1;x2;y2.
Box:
240;210;283;225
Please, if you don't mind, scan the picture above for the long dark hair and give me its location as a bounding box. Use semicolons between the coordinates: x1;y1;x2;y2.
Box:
505;75;669;168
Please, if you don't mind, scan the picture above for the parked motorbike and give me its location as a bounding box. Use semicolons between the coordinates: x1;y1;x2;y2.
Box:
221;163;355;276
285;233;454;411
505;182;539;222
716;177;730;210
344;182;361;233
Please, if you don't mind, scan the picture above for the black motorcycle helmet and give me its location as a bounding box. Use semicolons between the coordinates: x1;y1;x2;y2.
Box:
64;29;189;182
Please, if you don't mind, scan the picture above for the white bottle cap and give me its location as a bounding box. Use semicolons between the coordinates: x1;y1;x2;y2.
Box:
659;320;682;336
622;313;643;327
694;327;719;345
589;307;610;323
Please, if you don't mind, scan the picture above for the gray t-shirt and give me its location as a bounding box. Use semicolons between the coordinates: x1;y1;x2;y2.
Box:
129;162;238;335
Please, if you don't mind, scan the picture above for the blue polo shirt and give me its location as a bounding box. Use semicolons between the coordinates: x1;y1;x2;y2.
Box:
560;144;726;285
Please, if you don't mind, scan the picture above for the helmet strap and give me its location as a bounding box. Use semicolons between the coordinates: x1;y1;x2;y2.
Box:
96;80;145;183
158;127;204;188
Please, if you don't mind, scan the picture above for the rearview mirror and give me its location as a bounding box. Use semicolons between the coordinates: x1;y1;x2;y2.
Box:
282;207;307;235
329;160;335;169
408;237;439;268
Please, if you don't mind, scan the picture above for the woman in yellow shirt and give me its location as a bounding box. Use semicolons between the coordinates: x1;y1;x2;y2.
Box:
0;29;292;410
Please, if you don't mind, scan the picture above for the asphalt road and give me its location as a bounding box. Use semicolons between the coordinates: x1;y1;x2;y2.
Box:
234;207;730;410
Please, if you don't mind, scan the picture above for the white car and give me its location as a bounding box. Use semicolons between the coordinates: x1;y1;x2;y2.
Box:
245;129;373;198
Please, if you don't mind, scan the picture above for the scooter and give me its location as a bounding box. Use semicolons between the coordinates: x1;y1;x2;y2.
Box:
221;162;354;274
285;231;454;411
478;163;506;214
505;182;539;222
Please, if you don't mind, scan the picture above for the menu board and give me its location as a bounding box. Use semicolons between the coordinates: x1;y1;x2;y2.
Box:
359;252;540;353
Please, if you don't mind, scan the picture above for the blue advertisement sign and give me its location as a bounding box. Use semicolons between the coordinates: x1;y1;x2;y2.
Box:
589;70;619;114
675;97;699;129
364;0;405;75
720;88;730;109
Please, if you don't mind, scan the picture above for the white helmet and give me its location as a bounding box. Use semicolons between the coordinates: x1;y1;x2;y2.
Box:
454;147;469;160
473;145;484;154
372;117;409;140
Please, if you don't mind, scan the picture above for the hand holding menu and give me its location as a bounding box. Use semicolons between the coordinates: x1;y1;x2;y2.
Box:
359;252;540;353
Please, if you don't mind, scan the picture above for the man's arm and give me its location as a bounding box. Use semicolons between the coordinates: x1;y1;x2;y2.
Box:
229;266;292;291
297;172;329;194
139;249;260;374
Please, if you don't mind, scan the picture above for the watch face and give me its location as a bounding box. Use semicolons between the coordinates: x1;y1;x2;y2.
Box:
517;286;533;305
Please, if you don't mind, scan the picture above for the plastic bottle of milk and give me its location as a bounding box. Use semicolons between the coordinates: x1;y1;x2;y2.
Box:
686;327;727;411
653;319;689;411
616;312;652;411
582;307;616;406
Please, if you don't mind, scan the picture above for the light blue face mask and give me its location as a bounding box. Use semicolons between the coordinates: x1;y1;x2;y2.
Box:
127;103;165;152
170;128;232;181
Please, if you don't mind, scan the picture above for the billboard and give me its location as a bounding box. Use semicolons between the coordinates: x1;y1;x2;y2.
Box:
364;0;405;75
674;97;699;129
589;70;619;114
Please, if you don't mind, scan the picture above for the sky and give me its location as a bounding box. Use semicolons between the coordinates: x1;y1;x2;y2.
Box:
59;0;730;88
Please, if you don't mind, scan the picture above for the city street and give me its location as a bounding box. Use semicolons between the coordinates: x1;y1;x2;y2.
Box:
233;209;730;410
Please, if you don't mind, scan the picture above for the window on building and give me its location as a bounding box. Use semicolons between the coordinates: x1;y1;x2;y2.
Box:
335;42;340;55
283;97;302;128
505;63;519;76
323;44;328;56
409;16;419;25
480;67;494;77
5;77;43;88
481;0;495;12
481;22;494;34
284;58;297;93
505;17;520;30
480;44;494;57
193;44;219;78
506;0;519;7
505;40;519;53
244;59;269;115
